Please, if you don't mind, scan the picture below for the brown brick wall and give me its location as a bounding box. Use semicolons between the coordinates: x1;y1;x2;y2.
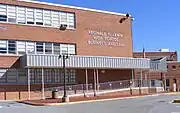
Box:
0;0;133;63
134;71;162;80
166;62;180;91
0;84;66;92
76;69;132;84
133;51;180;91
0;56;20;68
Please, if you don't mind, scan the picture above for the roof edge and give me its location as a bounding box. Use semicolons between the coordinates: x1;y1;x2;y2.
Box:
167;61;180;63
17;0;130;16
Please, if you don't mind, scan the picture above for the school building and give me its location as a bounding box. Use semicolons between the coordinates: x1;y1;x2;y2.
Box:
134;50;179;92
0;0;167;100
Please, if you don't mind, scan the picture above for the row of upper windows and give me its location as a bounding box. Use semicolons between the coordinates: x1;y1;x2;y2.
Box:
0;4;75;29
0;40;76;55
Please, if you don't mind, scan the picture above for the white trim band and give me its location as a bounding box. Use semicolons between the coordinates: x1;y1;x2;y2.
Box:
17;0;130;16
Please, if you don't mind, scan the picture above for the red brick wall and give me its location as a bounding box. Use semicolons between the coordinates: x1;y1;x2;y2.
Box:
0;56;20;68
133;51;180;91
76;69;132;84
0;0;133;61
0;84;66;92
166;62;180;91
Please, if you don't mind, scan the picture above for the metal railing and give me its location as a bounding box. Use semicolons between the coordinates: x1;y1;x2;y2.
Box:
44;79;164;98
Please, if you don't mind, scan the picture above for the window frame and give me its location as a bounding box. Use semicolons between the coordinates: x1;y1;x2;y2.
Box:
0;40;7;54
35;8;43;25
43;10;51;26
53;43;60;55
8;40;16;54
0;4;7;22
0;40;76;56
45;42;52;54
17;6;26;24
0;4;76;29
26;41;35;54
7;5;17;23
17;41;26;54
60;44;68;55
26;8;35;25
36;42;44;54
172;65;176;70
166;79;170;87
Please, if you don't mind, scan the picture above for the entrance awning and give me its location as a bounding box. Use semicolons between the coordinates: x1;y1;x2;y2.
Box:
20;54;151;69
149;57;167;72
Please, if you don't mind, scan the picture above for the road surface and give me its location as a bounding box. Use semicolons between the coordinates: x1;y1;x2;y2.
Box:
0;94;180;113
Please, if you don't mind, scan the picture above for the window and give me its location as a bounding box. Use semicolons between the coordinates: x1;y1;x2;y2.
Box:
6;68;17;83
17;41;25;54
36;42;44;54
173;79;177;83
166;79;170;86
0;39;76;55
17;41;26;54
60;44;68;54
8;40;16;54
7;6;16;23
44;68;53;83
60;12;67;25
68;69;76;83
18;68;26;83
172;65;176;69
17;7;26;24
151;80;155;87
67;13;75;28
0;4;7;22
35;9;43;25
0;4;76;29
68;44;75;55
52;11;59;27
45;43;52;54
53;43;60;55
26;8;34;24
43;10;51;26
30;68;42;83
54;69;61;83
0;40;7;53
26;42;35;54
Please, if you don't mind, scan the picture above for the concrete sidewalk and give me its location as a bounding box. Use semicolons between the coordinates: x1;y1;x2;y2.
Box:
16;91;180;106
17;93;154;106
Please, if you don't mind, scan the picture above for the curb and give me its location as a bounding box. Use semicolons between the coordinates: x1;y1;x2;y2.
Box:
17;94;161;106
164;92;180;95
17;101;46;106
158;92;180;96
17;92;180;106
172;99;180;103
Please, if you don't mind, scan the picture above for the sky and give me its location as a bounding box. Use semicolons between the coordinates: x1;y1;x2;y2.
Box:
37;0;180;55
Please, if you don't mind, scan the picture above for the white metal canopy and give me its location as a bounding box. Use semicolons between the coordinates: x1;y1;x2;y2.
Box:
20;54;150;69
20;54;167;71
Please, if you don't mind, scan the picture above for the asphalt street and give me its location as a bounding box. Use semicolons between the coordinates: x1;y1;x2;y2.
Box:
0;94;180;113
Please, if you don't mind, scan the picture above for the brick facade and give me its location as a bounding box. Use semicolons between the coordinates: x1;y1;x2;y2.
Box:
76;69;132;84
134;51;179;91
0;0;135;100
0;0;133;65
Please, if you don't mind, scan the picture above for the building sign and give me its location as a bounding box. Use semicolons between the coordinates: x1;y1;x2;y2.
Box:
87;30;125;47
